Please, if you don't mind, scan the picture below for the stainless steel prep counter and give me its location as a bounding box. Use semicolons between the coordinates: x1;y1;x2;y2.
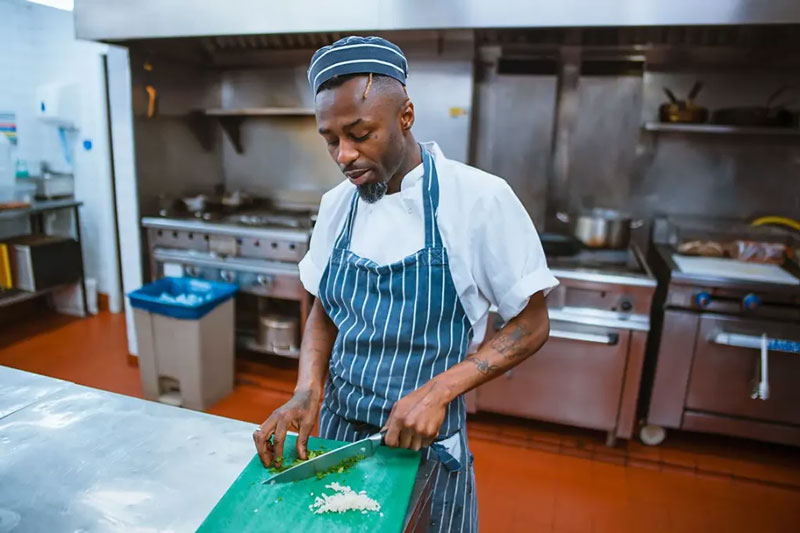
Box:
0;367;434;532
0;366;71;419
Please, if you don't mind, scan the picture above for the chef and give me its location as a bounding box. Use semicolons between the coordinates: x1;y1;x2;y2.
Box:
253;36;558;532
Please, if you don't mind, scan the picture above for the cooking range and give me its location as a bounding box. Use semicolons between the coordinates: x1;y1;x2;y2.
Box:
473;242;657;446
643;218;800;447
142;202;315;358
145;196;658;444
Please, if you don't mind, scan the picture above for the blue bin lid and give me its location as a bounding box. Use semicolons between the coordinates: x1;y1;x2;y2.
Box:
128;277;238;320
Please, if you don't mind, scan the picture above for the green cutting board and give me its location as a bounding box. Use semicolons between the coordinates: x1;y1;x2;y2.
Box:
197;434;421;533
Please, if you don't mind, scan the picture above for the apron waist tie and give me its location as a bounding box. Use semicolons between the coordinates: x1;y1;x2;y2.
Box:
431;432;464;472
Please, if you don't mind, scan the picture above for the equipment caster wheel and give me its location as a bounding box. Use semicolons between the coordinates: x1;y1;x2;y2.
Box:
639;424;666;446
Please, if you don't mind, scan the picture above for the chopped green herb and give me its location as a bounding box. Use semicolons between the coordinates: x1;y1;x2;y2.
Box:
315;454;366;480
265;449;328;475
267;462;291;474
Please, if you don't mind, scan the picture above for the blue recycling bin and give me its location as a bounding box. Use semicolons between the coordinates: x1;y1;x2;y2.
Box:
128;277;237;320
128;277;238;410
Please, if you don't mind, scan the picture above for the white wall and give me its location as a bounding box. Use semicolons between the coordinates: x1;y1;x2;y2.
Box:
0;0;122;312
106;46;142;355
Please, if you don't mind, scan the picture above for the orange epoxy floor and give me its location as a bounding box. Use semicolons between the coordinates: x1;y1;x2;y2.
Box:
2;311;800;532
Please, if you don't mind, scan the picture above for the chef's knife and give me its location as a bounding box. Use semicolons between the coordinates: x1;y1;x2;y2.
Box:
266;432;384;484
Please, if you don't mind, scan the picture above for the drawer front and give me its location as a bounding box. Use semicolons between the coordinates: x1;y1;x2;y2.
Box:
686;315;800;425
476;321;630;431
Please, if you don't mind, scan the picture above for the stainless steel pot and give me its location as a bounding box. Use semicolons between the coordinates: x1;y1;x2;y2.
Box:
257;313;299;356
557;209;643;249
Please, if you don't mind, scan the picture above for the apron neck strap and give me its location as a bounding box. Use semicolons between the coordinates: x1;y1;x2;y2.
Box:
334;192;360;250
420;144;441;248
335;143;442;250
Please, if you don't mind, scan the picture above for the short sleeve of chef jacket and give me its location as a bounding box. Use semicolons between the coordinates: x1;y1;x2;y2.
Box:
298;183;350;300
298;144;559;326
460;177;559;322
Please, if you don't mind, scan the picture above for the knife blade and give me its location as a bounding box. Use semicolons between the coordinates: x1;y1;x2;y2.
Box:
266;432;384;484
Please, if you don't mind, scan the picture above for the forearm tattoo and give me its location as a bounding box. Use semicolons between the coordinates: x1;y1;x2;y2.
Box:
489;322;533;361
466;355;500;375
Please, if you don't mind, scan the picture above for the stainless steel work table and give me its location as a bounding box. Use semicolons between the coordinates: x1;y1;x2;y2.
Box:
0;366;72;419
0;367;435;532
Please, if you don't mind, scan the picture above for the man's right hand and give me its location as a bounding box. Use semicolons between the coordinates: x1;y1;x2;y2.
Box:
252;389;319;468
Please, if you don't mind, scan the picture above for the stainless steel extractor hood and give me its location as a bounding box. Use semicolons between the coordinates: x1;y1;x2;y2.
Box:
74;0;800;42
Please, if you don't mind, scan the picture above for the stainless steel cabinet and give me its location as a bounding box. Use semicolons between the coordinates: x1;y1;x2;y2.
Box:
686;315;800;426
476;321;631;432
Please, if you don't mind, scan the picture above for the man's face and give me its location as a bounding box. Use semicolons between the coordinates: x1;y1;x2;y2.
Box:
315;76;411;202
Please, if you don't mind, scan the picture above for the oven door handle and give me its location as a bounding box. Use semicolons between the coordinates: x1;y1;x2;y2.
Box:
153;247;298;275
711;332;800;354
550;329;619;345
711;331;790;401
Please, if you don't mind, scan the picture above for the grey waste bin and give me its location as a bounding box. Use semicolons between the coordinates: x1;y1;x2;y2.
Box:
128;277;237;410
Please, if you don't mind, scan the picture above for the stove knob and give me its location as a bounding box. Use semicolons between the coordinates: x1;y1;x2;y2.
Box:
694;291;712;309
220;270;235;283
743;293;761;311
185;266;199;278
256;275;273;288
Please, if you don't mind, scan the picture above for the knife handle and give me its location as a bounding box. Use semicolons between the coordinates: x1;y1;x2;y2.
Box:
367;431;385;446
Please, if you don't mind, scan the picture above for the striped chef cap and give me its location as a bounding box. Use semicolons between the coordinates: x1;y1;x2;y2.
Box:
308;36;408;94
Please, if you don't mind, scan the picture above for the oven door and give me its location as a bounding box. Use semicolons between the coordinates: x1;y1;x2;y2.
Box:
152;248;304;301
685;315;800;425
475;320;631;431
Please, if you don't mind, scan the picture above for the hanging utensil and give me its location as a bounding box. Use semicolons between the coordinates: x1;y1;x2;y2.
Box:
663;88;679;104
659;82;708;124
144;60;158;119
687;81;703;102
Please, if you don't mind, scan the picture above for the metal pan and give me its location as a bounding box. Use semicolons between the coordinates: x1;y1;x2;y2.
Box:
557;208;644;249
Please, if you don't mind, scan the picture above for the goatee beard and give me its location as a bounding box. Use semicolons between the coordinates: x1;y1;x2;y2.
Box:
357;180;388;204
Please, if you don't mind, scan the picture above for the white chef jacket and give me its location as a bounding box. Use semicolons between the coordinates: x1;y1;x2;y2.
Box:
299;141;558;351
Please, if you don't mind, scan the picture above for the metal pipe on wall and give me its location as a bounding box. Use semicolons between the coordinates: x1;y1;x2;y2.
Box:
546;46;581;229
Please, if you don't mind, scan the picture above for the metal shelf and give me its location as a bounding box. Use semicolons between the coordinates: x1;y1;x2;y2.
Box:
0;199;82;221
0;283;76;308
205;107;314;117
236;333;300;359
0;199;87;315
642;122;800;136
193;108;315;155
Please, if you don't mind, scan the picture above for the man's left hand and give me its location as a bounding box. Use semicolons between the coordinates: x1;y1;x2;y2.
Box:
383;381;450;451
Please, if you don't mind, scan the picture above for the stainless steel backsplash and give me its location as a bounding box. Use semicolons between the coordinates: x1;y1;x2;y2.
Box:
471;50;800;227
127;37;799;223
217;36;474;207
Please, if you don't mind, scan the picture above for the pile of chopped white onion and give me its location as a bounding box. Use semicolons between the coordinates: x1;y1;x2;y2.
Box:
309;482;381;515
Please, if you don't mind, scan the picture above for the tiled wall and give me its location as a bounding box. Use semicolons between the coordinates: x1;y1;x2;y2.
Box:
0;0;122;311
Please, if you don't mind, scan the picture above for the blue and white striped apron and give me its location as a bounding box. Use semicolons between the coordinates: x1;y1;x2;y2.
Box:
317;145;478;532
